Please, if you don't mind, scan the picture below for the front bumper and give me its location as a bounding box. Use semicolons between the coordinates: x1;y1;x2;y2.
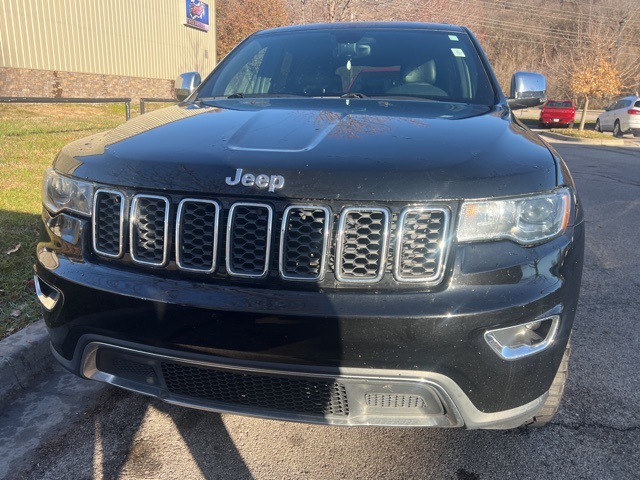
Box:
49;338;549;429
36;210;584;428
540;115;574;126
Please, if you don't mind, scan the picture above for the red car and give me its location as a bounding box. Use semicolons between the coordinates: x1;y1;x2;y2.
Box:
539;100;576;128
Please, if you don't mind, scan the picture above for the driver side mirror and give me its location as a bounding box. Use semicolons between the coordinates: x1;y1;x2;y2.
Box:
175;72;202;101
508;72;546;110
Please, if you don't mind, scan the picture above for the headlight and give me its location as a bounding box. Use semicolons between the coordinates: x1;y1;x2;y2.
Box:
42;168;94;216
458;188;571;245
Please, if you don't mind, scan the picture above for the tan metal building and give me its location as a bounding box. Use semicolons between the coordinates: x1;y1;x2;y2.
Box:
0;0;216;99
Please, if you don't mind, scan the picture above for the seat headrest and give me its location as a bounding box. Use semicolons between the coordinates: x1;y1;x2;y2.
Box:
404;60;436;84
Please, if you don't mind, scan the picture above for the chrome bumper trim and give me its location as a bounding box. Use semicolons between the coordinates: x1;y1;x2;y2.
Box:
79;341;546;429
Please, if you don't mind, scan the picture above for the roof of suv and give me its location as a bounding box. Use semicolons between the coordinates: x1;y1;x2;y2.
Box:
252;22;468;36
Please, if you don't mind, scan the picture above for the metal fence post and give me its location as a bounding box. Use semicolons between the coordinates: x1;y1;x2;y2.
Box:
139;98;178;115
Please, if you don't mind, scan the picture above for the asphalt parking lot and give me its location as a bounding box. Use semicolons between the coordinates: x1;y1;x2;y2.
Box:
1;138;639;480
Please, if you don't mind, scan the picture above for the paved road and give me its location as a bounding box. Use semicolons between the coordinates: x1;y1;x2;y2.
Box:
1;142;639;480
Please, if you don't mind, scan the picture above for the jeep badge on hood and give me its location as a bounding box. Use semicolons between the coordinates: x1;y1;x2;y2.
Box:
225;168;285;192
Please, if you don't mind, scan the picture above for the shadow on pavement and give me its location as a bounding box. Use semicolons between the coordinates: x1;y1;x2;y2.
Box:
9;385;252;480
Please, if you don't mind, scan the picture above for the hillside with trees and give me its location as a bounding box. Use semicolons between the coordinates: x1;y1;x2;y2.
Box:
216;0;640;108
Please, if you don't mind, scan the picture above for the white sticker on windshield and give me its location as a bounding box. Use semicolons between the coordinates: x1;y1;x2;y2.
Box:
449;35;459;41
451;48;466;57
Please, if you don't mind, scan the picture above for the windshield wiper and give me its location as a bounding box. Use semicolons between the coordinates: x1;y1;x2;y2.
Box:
227;93;244;99
341;92;367;99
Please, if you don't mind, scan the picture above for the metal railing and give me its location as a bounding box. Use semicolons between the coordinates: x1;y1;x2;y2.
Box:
140;98;178;114
0;97;132;120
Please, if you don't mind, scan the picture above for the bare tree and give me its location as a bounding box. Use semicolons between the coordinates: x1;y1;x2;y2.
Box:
216;0;290;59
571;58;622;130
290;0;448;23
282;0;640;105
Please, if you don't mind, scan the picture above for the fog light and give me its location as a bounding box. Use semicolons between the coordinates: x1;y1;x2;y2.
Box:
484;315;559;360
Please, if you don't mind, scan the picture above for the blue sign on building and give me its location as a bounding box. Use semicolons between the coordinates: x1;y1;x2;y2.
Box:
185;0;210;32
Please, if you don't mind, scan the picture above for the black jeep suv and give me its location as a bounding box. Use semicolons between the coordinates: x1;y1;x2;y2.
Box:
35;22;583;429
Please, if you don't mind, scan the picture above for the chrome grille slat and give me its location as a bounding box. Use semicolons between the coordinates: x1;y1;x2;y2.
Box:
226;203;273;278
92;192;450;286
395;207;450;283
130;195;170;267
92;189;125;258
335;207;390;283
279;206;330;281
176;199;220;273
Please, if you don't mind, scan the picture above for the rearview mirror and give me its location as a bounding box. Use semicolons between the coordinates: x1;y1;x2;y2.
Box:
175;72;202;101
508;72;546;110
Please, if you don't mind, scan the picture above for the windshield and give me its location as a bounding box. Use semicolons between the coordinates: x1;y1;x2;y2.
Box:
197;27;497;105
546;101;572;108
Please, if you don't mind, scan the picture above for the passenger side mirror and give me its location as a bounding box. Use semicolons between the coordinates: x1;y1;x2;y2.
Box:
175;72;202;101
508;72;546;110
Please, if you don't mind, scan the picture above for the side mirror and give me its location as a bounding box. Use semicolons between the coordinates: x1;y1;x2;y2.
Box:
508;71;546;110
175;72;202;101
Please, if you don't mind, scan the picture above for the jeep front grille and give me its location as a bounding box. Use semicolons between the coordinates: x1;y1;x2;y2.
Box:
92;192;450;285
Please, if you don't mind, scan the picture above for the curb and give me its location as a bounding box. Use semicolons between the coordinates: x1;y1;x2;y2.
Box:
0;319;52;402
539;131;626;146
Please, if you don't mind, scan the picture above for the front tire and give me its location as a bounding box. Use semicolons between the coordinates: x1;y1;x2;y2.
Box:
523;341;570;427
595;119;602;132
613;120;623;138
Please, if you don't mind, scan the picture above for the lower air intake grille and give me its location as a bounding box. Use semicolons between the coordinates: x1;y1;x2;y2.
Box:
95;350;158;383
365;393;427;409
160;362;349;416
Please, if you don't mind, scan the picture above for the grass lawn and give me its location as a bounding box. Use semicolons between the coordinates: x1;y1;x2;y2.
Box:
0;103;129;340
546;127;616;139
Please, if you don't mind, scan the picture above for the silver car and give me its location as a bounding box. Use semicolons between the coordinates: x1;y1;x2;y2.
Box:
596;95;640;137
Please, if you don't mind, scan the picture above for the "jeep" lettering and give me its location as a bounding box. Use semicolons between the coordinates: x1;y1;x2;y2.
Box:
225;168;285;192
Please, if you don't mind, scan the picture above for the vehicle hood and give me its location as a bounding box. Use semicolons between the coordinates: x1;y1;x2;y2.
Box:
55;98;557;201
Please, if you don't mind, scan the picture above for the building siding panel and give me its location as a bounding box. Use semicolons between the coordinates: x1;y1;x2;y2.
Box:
0;0;216;80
